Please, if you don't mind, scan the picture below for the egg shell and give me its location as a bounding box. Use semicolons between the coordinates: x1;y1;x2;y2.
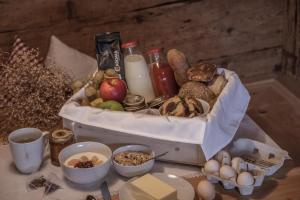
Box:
237;172;254;186
215;150;231;165
231;157;247;173
204;159;220;174
197;180;216;200
220;165;236;180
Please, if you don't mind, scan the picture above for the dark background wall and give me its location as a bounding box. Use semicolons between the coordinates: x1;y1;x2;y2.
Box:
0;0;299;82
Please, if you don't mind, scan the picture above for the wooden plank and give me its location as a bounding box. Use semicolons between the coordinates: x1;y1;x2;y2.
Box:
198;47;282;82
282;0;298;76
0;0;174;32
0;0;284;82
296;0;300;77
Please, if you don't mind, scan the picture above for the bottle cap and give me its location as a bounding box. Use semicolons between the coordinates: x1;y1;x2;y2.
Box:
121;41;137;48
50;129;73;144
147;48;161;55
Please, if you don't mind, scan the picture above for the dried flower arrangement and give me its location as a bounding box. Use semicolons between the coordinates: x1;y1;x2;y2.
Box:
0;38;72;144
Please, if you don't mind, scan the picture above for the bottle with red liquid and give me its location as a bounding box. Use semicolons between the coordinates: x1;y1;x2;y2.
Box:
147;48;178;99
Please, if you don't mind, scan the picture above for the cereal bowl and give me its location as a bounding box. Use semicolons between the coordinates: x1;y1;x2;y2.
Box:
112;145;155;177
58;142;112;184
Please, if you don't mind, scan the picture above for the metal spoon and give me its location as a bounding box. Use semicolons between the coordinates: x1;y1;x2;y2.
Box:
147;151;169;161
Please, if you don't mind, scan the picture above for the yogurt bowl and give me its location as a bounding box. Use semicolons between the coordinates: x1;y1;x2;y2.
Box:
58;141;112;185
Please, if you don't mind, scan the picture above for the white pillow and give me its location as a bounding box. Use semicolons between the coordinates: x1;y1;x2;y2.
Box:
45;35;98;81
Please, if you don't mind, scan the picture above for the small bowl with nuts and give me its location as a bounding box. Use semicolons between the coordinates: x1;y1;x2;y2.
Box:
112;145;155;177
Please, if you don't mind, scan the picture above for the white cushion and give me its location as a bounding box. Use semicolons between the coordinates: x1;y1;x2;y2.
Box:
45;35;97;80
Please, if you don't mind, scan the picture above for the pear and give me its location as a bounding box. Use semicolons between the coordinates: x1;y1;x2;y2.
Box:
99;100;124;111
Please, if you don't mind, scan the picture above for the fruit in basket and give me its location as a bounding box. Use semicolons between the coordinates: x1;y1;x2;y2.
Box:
99;100;124;111
105;68;119;78
71;80;84;93
91;70;104;86
90;98;104;108
80;97;90;106
85;85;98;102
99;78;127;102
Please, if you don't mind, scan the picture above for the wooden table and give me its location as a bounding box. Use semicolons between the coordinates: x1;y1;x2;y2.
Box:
226;79;300;199
1;79;299;200
107;79;300;200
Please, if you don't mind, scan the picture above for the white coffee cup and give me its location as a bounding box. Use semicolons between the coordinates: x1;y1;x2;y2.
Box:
9;128;49;174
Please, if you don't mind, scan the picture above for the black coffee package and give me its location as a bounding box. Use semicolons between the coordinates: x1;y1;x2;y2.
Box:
95;32;125;80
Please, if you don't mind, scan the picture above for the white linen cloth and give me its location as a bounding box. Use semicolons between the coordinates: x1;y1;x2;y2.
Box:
59;68;250;160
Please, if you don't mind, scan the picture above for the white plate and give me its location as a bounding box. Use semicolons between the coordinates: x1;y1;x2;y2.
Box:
119;173;195;200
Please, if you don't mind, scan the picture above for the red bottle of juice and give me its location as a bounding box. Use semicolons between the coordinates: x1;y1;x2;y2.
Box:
147;48;178;99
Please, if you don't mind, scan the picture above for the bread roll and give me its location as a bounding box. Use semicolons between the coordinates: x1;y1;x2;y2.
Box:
208;75;227;96
167;49;189;86
186;63;216;82
178;81;216;107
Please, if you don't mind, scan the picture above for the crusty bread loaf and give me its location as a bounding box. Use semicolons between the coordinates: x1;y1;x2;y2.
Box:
186;63;217;82
178;81;216;108
207;75;227;96
167;49;190;86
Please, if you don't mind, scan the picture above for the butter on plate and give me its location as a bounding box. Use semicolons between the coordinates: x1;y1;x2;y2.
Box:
130;174;177;200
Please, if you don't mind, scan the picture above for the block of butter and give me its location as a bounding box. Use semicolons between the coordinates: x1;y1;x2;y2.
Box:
130;174;177;200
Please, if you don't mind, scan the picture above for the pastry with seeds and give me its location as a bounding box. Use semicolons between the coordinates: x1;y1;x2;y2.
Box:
179;81;216;106
187;63;217;82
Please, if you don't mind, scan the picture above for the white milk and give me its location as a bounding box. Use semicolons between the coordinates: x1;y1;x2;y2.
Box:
124;54;155;102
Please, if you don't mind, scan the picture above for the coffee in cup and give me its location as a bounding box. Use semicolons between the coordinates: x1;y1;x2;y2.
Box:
9;128;49;174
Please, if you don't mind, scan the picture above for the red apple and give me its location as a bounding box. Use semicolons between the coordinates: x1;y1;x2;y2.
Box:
99;78;127;103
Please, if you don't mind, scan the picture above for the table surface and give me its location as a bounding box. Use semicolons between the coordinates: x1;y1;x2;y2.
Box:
1;79;300;200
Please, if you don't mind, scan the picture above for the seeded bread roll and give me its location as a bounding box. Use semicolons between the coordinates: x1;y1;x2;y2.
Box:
208;75;228;96
167;49;190;86
179;81;216;107
186;63;217;82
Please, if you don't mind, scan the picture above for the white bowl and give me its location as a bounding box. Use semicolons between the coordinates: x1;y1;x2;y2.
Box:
112;145;155;178
58;142;112;184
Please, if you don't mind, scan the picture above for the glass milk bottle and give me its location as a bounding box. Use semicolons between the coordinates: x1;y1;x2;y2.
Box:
122;41;155;102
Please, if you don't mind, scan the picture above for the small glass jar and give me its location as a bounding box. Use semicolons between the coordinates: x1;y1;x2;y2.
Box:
49;129;74;166
147;48;178;99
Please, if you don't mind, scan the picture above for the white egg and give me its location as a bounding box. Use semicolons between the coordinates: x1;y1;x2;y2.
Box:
215;150;231;165
197;180;216;200
231;157;247;172
237;172;254;186
204;159;220;174
220;165;236;179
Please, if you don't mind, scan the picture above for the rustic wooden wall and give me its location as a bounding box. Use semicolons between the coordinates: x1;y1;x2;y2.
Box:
0;0;288;82
282;0;300;77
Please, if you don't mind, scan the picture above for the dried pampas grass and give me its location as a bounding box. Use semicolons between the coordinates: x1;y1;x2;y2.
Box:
0;48;72;144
